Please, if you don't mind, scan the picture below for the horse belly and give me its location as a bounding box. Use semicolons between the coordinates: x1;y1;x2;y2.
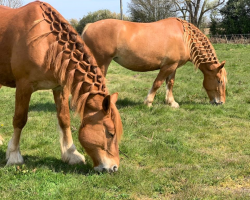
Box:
31;80;59;91
114;48;164;72
0;64;16;87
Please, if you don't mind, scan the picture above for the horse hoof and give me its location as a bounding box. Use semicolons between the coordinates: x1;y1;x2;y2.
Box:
166;100;179;108
170;102;179;108
144;100;153;107
67;150;86;165
6;151;24;166
61;144;86;165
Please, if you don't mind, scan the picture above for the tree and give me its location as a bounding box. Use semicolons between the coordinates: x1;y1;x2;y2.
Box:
75;10;130;34
0;0;23;8
128;0;176;22
69;18;79;30
173;0;226;28
209;7;221;35
219;0;250;34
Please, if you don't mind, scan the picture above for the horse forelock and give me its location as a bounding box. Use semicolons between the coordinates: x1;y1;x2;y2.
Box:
111;103;123;143
177;18;219;70
30;2;107;117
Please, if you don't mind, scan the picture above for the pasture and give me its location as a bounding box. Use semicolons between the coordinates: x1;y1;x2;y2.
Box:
0;44;250;199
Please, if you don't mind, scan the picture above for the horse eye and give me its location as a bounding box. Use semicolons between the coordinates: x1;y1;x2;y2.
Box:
108;132;115;137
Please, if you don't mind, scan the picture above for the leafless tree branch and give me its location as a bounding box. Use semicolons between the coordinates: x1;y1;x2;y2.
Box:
0;0;23;8
173;0;226;28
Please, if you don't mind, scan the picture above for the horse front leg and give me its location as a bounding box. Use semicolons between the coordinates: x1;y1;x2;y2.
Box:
165;70;179;108
53;87;85;165
6;80;33;165
0;85;4;145
0;135;3;145
144;64;178;107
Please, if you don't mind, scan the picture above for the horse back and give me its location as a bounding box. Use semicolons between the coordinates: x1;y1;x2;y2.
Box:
82;18;190;72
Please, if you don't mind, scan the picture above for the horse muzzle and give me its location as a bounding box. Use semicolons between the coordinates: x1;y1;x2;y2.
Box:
94;164;118;173
210;99;224;105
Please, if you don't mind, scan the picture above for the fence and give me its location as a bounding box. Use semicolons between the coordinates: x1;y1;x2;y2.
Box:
210;34;250;44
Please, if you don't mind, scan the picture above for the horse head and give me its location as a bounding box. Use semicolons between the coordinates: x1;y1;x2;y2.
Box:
200;61;227;105
78;93;123;173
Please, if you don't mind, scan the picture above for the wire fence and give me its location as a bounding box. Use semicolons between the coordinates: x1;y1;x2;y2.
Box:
210;34;250;44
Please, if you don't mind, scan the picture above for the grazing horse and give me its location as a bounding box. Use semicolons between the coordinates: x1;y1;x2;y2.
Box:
82;18;227;107
0;2;123;173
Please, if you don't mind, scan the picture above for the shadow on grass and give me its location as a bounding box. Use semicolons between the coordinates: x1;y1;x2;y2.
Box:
29;102;56;112
116;98;141;108
28;97;143;111
0;148;94;175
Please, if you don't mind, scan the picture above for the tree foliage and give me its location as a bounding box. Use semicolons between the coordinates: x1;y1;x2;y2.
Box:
219;0;250;34
128;0;176;22
0;0;23;8
75;10;129;34
209;7;221;35
69;18;79;30
173;0;225;28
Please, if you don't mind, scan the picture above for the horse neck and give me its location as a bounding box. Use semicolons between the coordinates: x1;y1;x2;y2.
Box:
198;62;214;74
38;2;107;117
177;18;219;69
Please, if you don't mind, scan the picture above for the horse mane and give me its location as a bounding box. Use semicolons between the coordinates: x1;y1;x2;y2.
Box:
111;103;123;142
30;2;107;118
177;18;219;69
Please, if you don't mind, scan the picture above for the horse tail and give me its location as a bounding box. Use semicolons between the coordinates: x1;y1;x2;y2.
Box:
81;23;92;38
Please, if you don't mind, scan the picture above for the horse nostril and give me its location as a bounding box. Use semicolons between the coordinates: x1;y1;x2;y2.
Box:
215;102;223;106
112;165;118;172
102;166;118;173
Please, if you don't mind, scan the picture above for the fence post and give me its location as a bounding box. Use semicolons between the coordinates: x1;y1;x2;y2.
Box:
224;35;228;44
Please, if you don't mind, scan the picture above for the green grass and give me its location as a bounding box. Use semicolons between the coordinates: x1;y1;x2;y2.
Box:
0;44;250;199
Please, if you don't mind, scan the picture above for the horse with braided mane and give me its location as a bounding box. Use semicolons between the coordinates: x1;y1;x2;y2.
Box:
0;1;123;173
82;18;227;107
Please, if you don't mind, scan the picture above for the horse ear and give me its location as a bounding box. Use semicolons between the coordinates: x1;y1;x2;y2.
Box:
102;95;111;114
110;93;119;104
219;61;226;69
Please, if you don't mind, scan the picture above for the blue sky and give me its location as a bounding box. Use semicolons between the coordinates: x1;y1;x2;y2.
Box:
23;0;130;20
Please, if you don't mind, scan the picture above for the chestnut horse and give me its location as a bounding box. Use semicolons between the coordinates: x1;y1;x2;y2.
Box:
0;2;123;173
82;18;227;107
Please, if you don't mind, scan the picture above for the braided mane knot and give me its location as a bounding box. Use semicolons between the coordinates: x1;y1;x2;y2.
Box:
37;2;108;116
177;18;219;69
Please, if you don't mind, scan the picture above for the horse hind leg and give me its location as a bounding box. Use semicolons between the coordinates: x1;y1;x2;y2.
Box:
6;80;33;165
165;70;179;108
144;63;178;107
53;87;85;165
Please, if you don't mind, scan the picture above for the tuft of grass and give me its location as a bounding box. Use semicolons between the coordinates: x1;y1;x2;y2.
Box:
0;44;250;199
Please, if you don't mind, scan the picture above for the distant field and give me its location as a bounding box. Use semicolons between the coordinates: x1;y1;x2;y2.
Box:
0;44;250;199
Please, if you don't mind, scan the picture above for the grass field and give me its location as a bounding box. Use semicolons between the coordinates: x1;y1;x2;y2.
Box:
0;44;250;199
